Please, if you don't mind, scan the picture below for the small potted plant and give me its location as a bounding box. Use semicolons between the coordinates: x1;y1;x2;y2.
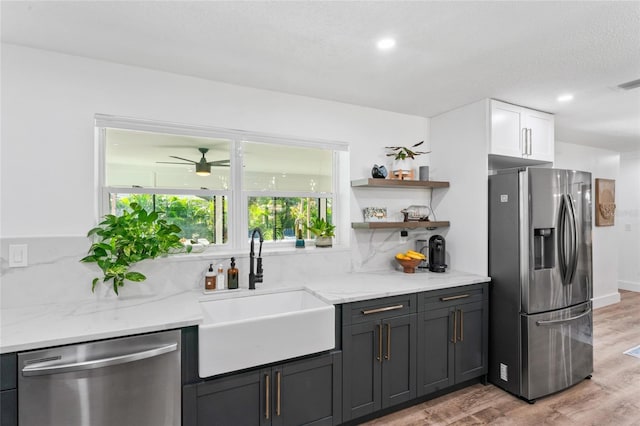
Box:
80;202;190;294
385;140;430;179
305;217;336;248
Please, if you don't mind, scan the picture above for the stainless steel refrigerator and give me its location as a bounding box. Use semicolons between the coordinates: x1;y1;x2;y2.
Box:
488;167;593;402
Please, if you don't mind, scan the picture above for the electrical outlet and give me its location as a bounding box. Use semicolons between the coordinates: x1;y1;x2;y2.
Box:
9;244;28;267
400;230;408;243
500;363;508;381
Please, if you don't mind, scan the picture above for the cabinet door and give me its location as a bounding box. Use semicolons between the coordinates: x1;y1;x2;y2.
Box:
273;352;342;426
381;314;417;408
184;370;263;426
524;109;554;162
490;100;524;158
454;301;488;384
416;307;454;396
1;390;17;426
342;321;381;421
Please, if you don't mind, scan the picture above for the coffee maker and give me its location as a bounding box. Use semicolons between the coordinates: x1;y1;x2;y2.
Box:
428;235;447;273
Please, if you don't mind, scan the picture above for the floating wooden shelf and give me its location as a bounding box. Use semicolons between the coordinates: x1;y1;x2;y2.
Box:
351;178;450;189
351;221;450;230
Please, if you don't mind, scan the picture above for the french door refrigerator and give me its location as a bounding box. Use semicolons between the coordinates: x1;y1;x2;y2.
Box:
488;167;593;402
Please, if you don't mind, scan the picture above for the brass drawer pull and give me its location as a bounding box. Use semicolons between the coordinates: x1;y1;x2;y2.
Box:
377;324;383;363
451;311;457;343
362;304;404;315
440;294;470;302
276;371;281;416
459;309;464;342
265;374;270;420
385;323;391;360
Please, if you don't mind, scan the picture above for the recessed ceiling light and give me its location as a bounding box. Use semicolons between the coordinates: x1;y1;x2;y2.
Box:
557;94;574;102
376;37;396;50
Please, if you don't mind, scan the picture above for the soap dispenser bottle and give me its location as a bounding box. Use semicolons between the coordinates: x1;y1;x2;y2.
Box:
227;257;239;289
217;264;225;290
205;264;216;290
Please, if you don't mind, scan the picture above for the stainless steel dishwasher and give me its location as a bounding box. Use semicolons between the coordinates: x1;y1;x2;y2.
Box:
18;329;181;426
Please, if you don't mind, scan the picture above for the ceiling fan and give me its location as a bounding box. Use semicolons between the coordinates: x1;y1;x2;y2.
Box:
157;147;230;176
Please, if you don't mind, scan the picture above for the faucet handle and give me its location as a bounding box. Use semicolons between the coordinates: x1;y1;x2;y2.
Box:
256;257;264;282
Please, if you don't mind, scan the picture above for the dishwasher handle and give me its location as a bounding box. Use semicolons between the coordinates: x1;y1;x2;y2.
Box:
22;342;178;377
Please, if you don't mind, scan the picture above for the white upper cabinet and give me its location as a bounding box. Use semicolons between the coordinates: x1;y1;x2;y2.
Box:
489;100;554;164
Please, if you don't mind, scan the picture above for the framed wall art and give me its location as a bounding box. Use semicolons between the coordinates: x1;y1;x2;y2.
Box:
595;178;616;226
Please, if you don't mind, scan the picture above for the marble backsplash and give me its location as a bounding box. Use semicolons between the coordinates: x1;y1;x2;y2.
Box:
0;230;428;309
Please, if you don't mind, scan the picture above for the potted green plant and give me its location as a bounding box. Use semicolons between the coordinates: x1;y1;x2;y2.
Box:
385;141;430;179
305;217;336;248
80;202;189;294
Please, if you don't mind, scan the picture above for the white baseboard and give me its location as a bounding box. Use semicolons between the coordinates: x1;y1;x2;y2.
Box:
592;292;621;309
619;280;640;292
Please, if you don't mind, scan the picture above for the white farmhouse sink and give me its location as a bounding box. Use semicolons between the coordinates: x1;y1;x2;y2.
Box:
198;289;335;378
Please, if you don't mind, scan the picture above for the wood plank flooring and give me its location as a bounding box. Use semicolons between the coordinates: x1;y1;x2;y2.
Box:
362;290;640;426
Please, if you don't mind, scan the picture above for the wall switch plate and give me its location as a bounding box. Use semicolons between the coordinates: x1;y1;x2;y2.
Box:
9;244;28;267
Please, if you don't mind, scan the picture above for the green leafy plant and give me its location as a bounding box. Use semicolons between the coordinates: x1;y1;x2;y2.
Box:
80;202;189;294
385;140;430;160
305;217;336;238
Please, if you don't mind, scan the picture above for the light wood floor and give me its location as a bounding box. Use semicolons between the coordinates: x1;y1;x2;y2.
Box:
362;290;640;426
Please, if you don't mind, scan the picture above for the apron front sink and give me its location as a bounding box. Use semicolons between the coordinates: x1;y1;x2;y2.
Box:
198;289;335;378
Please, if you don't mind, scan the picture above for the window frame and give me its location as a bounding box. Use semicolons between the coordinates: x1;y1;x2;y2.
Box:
95;114;349;254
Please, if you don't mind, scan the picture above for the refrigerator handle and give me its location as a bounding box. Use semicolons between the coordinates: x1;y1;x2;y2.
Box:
558;196;568;283
558;194;578;285
565;194;579;284
535;307;591;326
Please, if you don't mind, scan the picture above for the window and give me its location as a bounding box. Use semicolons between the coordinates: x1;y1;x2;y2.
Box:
96;115;348;251
243;141;334;242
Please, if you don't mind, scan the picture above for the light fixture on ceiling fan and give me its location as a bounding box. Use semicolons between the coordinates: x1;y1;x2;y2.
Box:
157;147;230;176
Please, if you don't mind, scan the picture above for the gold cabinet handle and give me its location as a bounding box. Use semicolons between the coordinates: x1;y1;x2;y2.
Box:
385;323;391;360
458;309;464;342
276;371;281;417
451;311;457;343
265;374;270;420
377;324;383;363
362;304;404;315
440;294;469;302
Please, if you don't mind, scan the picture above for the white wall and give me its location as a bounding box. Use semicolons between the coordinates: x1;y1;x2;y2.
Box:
0;44;428;307
554;141;621;308
429;99;489;276
617;151;640;291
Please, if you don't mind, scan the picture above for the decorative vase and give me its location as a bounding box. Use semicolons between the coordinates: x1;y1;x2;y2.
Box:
315;236;333;248
371;164;388;179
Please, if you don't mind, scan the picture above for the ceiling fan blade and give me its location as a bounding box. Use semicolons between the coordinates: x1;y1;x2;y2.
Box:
169;155;197;163
208;160;231;166
156;161;192;165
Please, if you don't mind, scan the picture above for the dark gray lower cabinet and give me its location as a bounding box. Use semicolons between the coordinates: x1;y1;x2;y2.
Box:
342;311;417;422
417;284;489;397
184;351;342;426
1;353;17;426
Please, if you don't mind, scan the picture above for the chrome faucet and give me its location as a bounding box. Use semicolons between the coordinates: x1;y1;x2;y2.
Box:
249;228;264;290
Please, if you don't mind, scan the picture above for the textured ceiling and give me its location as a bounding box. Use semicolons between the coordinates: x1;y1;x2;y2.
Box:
2;1;639;152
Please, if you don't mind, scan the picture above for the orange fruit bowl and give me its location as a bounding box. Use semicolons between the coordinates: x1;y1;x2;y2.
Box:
395;257;422;273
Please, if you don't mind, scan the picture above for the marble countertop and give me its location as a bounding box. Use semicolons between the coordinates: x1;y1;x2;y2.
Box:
0;269;489;354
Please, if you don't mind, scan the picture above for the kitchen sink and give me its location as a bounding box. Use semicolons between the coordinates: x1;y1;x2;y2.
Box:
198;288;335;378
